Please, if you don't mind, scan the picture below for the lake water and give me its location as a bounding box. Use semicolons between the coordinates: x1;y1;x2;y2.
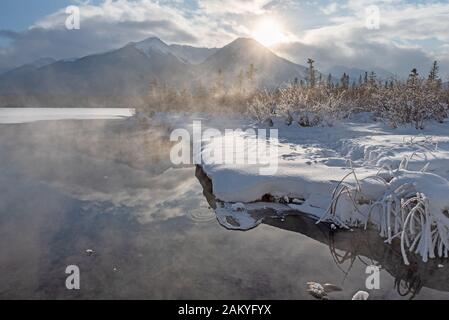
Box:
0;108;135;124
0;110;449;299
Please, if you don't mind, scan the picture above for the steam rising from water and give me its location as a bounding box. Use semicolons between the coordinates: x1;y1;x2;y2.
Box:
0;115;206;224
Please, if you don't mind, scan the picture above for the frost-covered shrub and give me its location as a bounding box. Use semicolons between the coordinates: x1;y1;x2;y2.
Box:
247;89;276;125
277;84;307;122
371;79;449;129
247;78;448;129
320;159;449;265
139;61;449;129
275;84;349;127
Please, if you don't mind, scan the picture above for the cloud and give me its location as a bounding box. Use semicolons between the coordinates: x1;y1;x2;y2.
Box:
273;1;449;78
320;2;339;15
0;0;448;78
196;0;271;14
0;0;276;69
0;30;21;40
276;38;435;77
0;0;202;69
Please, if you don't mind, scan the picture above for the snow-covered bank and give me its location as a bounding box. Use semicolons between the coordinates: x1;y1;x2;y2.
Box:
198;115;449;264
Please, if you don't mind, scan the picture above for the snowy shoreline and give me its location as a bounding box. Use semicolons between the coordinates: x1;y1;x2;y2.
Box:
194;114;449;264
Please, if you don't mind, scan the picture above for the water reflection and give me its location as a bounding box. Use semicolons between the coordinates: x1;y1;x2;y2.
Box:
196;165;449;300
264;216;449;299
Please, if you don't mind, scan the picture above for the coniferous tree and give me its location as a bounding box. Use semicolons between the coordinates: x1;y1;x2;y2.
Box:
237;70;245;93
215;68;224;95
428;61;442;89
307;58;316;87
293;77;299;86
340;73;350;89
408;68;419;86
428;61;439;82
369;71;377;86
247;64;256;82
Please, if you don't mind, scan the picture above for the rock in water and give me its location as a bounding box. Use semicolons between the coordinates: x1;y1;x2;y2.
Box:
231;203;246;212
352;291;369;300
263;118;274;127
306;282;328;300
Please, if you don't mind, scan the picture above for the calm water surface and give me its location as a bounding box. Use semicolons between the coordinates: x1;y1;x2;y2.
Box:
0;111;448;299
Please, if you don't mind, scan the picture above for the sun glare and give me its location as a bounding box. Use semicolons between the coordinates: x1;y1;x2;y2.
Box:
252;18;287;47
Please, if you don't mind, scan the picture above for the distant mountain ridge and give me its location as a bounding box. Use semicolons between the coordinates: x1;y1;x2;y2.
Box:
130;37;218;64
0;58;56;76
324;65;396;83
168;44;219;65
0;37;306;107
196;38;308;88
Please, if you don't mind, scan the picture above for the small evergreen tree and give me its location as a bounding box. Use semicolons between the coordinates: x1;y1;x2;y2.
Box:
247;64;256;82
307;58;316;88
408;68;419;86
340;73;350;89
237;70;245;93
369;71;377;86
428;61;439;82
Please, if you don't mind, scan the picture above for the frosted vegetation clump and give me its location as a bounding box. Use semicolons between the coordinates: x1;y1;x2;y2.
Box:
247;62;448;130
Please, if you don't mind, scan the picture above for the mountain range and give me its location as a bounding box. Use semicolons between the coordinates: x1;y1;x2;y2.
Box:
0;37;313;107
0;37;394;108
324;66;396;83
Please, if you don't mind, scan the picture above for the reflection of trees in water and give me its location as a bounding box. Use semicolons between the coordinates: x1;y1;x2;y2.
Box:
395;269;422;299
328;223;421;299
195;165;449;300
265;215;449;300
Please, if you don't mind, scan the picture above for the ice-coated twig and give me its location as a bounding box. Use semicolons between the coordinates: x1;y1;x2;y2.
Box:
320;156;449;265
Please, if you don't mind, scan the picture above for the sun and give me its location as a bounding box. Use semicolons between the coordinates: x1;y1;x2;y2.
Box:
252;18;287;47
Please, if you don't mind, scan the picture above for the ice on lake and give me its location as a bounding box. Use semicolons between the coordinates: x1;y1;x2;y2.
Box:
0;108;135;124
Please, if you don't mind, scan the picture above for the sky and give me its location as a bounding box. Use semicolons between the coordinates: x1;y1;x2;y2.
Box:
0;0;448;78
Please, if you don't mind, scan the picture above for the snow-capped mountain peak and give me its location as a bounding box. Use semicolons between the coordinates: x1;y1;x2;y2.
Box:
133;37;171;57
131;37;218;64
225;37;263;49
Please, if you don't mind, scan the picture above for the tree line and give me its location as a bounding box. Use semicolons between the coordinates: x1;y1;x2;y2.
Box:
140;59;448;129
